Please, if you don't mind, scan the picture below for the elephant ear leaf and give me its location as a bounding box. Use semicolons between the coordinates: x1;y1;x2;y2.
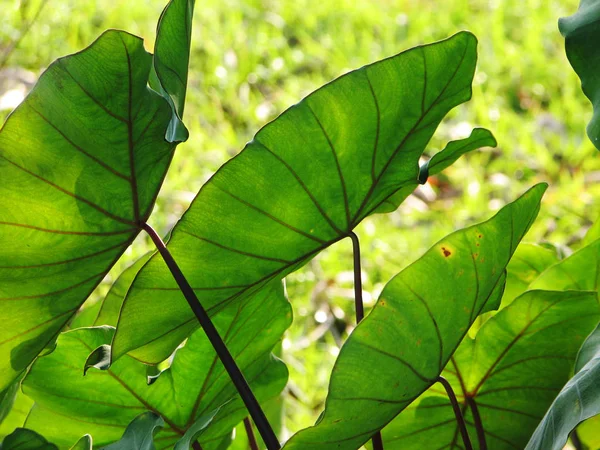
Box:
559;0;600;150
0;0;194;392
282;184;546;450
114;31;494;363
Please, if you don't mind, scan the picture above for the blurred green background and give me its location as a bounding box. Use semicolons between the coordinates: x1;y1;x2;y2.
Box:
1;0;598;442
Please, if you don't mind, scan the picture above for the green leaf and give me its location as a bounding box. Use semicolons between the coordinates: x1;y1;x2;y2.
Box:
530;239;600;291
581;215;600;247
173;409;219;450
0;382;19;424
0;389;34;439
281;184;546;450
559;1;600;150
418;128;496;182
21;281;290;449
69;435;92;450
0;0;194;392
150;0;195;142
0;428;58;450
526;322;600;450
102;412;164;450
114;31;492;363
376;290;599;449
96;253;153;327
503;243;560;306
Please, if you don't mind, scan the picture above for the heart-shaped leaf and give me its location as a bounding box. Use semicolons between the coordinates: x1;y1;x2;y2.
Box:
280;184;546;449
113;31;494;363
376;289;599;449
0;0;194;392
20;281;289;448
560;0;600;150
526;321;600;450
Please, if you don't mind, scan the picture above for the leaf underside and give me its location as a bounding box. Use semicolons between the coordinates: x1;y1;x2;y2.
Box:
113;31;491;364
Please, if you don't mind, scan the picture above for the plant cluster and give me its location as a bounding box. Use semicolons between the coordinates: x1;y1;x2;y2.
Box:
1;0;599;449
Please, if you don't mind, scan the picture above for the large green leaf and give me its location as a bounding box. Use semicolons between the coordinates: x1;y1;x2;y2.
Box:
114;31;493;362
526;321;600;450
375;289;599;449
281;184;546;450
560;0;600;150
21;281;290;449
0;0;194;392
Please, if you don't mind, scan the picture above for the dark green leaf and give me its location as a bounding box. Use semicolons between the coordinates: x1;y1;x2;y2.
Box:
0;428;58;450
0;389;34;439
526;322;600;450
0;0;194;392
173;409;219;450
102;412;163;450
560;0;600;150
21;281;290;449
0;382;19;424
281;184;546;449
84;343;111;374
377;290;599;449
114;31;492;363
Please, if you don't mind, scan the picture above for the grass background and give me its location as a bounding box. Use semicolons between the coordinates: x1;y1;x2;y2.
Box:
1;0;599;443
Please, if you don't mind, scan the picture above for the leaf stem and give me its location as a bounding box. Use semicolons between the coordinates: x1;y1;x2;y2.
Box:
349;231;365;322
349;231;384;450
142;223;280;450
437;376;473;450
244;416;260;450
467;397;487;450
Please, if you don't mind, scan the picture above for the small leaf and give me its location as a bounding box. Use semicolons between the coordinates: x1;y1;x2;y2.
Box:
418;128;496;183
102;412;164;450
560;0;600;150
1;428;58;450
173;408;220;450
282;184;546;450
377;290;599;449
84;343;111;374
526;323;600;450
69;435;92;450
0;381;19;424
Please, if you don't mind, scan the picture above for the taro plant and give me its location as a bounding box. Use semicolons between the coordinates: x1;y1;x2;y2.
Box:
1;0;599;449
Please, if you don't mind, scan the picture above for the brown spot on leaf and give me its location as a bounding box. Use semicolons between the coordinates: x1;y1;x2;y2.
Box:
442;247;451;257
